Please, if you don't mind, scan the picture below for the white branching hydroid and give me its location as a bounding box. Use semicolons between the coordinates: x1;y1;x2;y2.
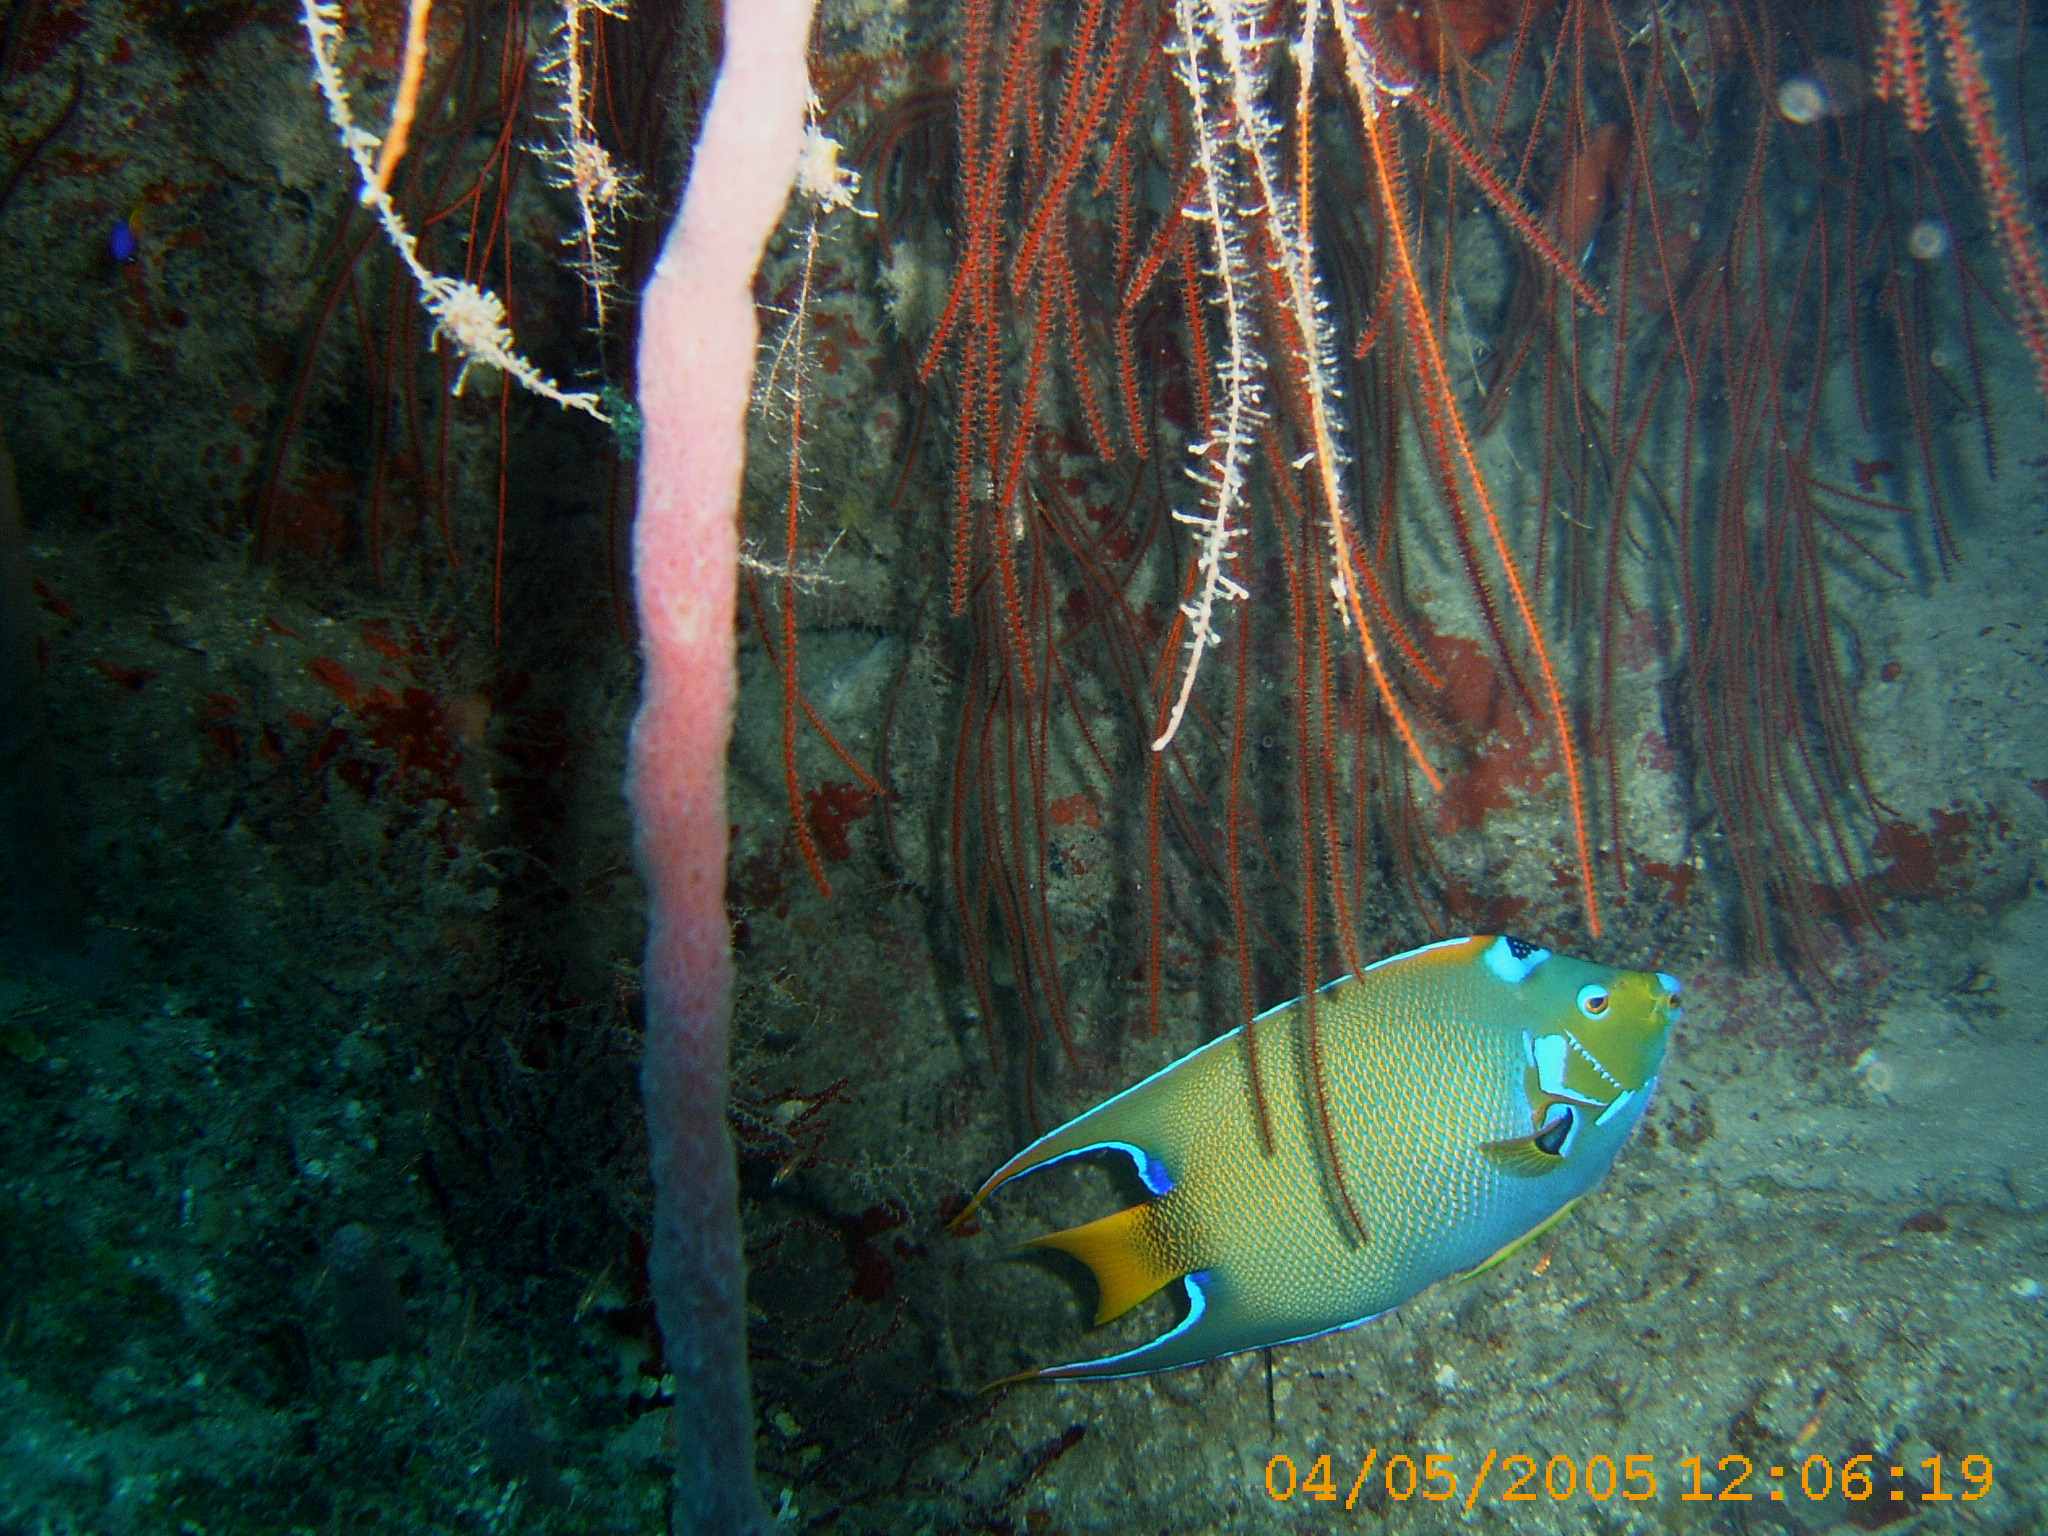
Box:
1153;0;1265;753
300;0;608;422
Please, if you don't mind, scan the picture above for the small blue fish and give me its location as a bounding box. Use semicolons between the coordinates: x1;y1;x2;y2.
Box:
110;217;139;265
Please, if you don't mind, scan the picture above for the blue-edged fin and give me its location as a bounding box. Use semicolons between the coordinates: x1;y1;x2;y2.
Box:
1023;1203;1184;1325
980;1203;1198;1391
1027;1269;1390;1383
1032;1268;1229;1382
1454;1197;1582;1281
949;1039;1212;1228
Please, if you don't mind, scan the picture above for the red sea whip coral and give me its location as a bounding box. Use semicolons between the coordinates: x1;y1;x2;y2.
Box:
627;2;816;1532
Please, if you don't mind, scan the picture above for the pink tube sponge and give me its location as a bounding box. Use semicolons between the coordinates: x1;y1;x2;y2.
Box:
627;2;816;1531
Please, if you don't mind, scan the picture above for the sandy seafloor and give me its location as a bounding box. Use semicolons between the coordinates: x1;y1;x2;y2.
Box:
4;1;2048;1533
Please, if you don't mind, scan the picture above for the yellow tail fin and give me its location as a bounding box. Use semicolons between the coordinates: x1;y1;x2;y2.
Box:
1024;1203;1183;1325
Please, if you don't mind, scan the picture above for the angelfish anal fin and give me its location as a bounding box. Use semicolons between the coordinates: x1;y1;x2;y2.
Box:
1455;1196;1584;1282
1023;1202;1184;1325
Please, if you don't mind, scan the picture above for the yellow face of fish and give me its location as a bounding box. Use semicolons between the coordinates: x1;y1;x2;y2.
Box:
1501;953;1678;1145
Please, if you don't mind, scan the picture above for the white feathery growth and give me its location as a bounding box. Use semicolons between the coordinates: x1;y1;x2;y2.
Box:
539;0;637;326
793;120;865;215
1153;0;1266;753
1154;0;1424;767
753;105;869;430
1205;0;1364;630
748;102;873;603
300;0;608;421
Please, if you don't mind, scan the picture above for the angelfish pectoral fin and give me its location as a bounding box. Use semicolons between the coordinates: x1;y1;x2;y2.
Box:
1480;1133;1568;1178
1023;1202;1184;1326
1483;1100;1579;1176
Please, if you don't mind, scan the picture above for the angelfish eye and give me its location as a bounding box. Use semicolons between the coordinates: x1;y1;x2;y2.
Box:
1576;984;1611;1018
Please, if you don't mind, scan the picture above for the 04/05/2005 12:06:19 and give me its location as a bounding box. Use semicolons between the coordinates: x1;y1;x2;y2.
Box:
1261;1449;1997;1509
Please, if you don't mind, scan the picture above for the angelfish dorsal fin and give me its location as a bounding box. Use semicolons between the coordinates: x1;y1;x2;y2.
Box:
1023;1203;1186;1325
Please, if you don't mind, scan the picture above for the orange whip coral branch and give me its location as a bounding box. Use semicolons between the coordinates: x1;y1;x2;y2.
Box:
1874;0;1935;133
1932;0;2048;404
1008;0;1123;288
367;0;433;198
1403;88;1606;316
1338;13;1602;939
627;1;815;1530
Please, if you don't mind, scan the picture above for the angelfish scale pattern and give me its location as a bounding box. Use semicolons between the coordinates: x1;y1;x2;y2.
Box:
1324;962;1537;1303
1146;950;1534;1352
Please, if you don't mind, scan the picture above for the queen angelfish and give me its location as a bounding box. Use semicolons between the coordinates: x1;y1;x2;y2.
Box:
958;935;1681;1382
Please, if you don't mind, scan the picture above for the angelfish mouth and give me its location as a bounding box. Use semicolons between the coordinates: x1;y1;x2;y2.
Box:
1563;1030;1627;1094
1656;973;1685;1026
1527;1029;1620;1107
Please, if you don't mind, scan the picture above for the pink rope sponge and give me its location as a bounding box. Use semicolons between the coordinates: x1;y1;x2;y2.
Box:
627;2;816;1530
